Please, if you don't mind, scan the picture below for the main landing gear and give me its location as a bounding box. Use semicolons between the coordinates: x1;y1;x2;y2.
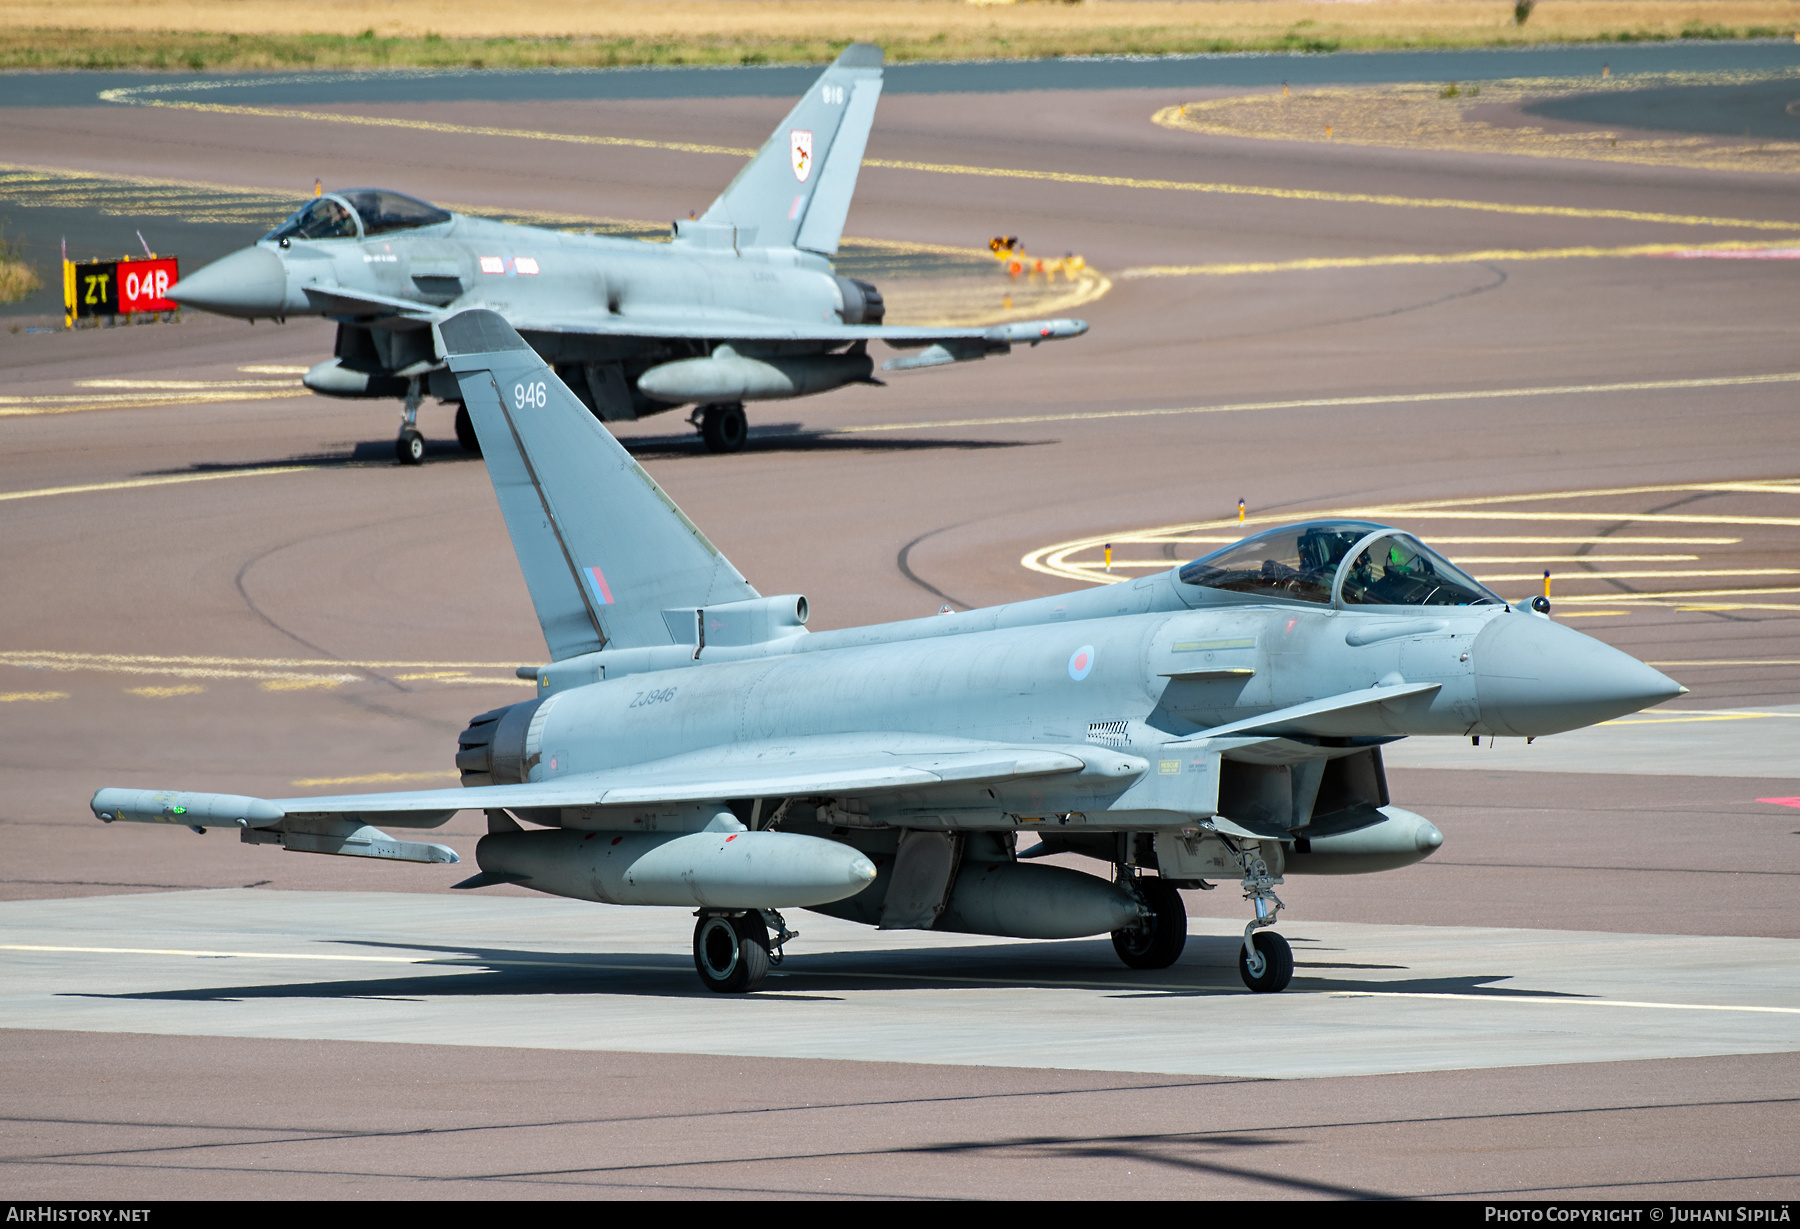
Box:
395;377;426;466
454;404;481;456
1112;875;1188;970
692;908;795;993
693;401;748;454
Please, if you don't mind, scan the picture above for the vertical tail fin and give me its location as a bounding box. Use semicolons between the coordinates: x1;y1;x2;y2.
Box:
435;310;757;659
697;43;883;256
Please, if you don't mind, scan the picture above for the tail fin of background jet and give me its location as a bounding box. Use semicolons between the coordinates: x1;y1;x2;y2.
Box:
698;43;884;256
435;310;758;658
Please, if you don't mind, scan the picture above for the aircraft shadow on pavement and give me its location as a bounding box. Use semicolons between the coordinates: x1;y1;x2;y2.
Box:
138;430;1043;478
66;933;1589;1004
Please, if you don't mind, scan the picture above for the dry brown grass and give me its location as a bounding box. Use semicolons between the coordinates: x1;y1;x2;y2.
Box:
0;258;41;304
0;1;1797;69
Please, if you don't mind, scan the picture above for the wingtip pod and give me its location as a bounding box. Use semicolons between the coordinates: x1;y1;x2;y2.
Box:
985;319;1089;345
91;787;285;827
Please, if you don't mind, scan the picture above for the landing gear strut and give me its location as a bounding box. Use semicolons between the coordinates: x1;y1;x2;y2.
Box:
695;401;748;454
1232;840;1293;993
1111;874;1187;970
692;908;793;993
395;378;425;465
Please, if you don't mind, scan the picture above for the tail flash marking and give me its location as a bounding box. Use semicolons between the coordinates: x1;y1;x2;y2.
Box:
586;566;615;606
788;195;805;221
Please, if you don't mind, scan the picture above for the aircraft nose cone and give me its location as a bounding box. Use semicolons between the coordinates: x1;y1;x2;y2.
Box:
168;245;288;317
1473;612;1683;736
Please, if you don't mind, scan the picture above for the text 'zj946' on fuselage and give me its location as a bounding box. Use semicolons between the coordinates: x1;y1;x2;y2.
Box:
164;43;1086;462
91;310;1683;996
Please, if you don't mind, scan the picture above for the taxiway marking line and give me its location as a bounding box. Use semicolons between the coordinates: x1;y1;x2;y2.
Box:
290;771;460;787
1602;712;1800;725
1;651;530;670
839;371;1800;436
6;944;1796;1014
1123;239;1800;278
0;390;306;417
99;101;1800;234
1329;992;1800;1015
72;379;300;390
0;467;315;504
1475;568;1800;581
1650;660;1800;666
107;98;761;159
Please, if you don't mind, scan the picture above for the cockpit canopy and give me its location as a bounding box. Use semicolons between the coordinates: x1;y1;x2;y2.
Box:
265;190;451;243
1178;521;1502;609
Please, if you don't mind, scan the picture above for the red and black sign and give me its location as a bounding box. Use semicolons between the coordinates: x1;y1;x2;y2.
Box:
69;256;180;319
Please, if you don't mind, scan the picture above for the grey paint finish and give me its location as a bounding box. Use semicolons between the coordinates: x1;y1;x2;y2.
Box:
160;44;1087;449
90;309;1683;982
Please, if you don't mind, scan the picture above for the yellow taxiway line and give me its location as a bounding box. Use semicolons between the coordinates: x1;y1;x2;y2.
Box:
1123;238;1800;278
0;467;317;504
1023;478;1800;588
94;99;1800;234
839;371;1800;436
0;390;306;417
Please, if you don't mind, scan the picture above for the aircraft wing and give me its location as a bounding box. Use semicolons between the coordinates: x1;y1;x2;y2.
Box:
91;735;1123;830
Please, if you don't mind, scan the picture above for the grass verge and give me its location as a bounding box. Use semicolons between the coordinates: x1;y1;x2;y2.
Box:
0;224;41;304
0;2;1797;71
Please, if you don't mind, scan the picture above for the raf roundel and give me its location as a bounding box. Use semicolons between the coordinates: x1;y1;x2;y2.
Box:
1068;645;1096;681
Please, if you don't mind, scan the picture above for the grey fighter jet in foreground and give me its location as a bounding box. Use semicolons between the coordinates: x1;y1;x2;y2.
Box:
166;45;1086;460
94;311;1684;994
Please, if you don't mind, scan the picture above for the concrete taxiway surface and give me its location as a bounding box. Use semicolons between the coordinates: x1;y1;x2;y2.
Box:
2;49;1798;1198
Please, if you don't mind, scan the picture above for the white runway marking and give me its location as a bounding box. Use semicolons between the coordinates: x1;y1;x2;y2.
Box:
4;892;1797;1079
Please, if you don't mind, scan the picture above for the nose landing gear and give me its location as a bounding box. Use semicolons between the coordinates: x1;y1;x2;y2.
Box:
395;377;425;466
1232;840;1293;993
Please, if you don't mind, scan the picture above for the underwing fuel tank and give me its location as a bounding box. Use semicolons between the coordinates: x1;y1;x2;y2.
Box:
477;826;877;909
1284;806;1444;876
636;345;873;403
936;859;1144;939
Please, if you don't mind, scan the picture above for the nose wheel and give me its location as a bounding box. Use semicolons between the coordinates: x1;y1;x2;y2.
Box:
696;402;748;454
1230;838;1293;993
395;377;426;466
692;910;772;993
1239;929;1293;993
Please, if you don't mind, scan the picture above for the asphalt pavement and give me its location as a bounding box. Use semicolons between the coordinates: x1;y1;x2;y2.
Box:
2;50;1797;1199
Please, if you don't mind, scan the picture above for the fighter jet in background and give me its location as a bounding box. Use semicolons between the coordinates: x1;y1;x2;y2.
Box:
167;44;1086;460
93;310;1686;995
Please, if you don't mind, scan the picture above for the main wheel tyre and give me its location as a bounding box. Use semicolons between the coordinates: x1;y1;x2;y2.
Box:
1111;876;1188;970
700;402;748;454
454;404;481;455
1238;930;1294;993
692;913;770;994
396;429;425;465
